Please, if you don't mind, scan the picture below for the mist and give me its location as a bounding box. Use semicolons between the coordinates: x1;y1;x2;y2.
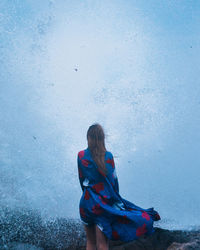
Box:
0;0;200;230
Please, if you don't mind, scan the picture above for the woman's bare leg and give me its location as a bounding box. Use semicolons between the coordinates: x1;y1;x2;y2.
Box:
84;224;96;250
95;225;109;250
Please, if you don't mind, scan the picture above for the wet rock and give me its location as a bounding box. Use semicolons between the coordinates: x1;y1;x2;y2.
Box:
109;228;200;250
0;207;200;250
4;242;43;250
167;240;200;250
0;207;85;250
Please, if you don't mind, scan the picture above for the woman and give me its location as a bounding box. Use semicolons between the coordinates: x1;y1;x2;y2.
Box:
77;123;161;250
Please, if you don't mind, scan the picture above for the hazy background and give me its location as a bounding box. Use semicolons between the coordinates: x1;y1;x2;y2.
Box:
0;0;200;230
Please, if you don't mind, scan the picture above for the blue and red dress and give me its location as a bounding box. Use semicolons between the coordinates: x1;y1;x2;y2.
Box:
77;147;161;242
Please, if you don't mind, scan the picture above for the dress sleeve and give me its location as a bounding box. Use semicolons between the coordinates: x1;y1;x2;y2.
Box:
111;153;119;193
77;154;84;191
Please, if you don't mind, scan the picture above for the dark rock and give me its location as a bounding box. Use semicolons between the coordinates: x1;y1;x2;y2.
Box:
0;207;85;250
109;228;200;250
5;242;43;250
167;240;200;250
0;207;200;250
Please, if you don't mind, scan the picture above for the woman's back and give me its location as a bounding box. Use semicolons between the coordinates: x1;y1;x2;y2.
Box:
77;123;161;243
78;148;120;212
78;147;160;241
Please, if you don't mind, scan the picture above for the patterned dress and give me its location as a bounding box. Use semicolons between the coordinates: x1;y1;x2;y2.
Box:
77;147;161;242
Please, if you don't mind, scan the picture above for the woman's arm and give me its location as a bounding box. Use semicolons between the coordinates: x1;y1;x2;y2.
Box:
110;153;119;193
77;154;84;191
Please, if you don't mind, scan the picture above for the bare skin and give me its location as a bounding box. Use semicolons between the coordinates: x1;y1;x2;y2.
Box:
84;224;109;250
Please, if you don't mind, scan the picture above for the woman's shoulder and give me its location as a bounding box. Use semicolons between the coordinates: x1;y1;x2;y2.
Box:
105;150;114;159
77;148;88;159
77;148;114;159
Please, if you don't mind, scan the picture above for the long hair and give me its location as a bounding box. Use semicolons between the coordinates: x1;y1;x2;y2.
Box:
87;123;107;176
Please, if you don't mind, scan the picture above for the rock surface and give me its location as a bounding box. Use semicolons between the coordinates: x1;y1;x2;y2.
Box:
4;242;43;250
109;227;200;250
0;207;200;249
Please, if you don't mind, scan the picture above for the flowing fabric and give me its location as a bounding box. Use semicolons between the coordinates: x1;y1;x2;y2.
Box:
77;147;161;242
